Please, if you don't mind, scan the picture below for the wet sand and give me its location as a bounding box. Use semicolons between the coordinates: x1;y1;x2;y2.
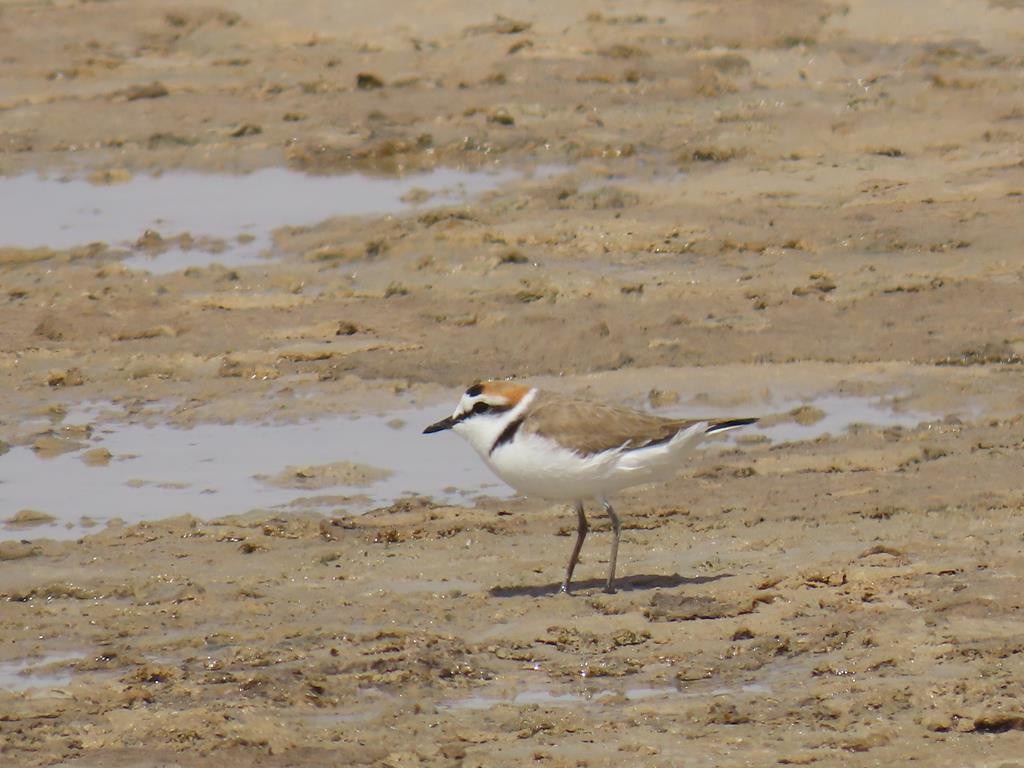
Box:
2;1;1024;766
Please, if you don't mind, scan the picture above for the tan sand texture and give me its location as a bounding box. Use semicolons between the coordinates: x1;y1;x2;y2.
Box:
1;1;1024;765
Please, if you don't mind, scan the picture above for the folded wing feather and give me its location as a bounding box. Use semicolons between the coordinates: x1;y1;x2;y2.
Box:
521;395;711;455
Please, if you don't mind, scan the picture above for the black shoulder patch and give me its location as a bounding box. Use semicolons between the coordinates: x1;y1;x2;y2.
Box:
489;416;524;455
466;383;484;397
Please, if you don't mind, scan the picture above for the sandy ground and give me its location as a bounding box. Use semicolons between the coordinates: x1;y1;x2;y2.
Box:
3;0;1024;765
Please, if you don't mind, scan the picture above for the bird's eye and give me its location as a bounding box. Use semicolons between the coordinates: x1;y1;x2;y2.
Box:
472;401;492;415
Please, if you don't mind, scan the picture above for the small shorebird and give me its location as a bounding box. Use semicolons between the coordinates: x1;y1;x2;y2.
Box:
424;380;757;594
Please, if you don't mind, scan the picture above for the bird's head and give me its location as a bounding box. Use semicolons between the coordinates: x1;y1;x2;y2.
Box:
423;380;532;452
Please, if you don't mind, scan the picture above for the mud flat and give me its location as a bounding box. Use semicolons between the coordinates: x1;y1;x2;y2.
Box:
2;1;1024;766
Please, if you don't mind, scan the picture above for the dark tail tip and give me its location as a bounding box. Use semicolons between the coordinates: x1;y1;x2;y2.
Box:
705;418;758;435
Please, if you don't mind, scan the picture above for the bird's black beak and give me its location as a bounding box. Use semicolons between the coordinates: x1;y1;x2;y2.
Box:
423;415;456;434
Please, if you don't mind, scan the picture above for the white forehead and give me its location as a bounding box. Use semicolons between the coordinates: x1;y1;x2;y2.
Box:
453;392;476;416
452;388;510;416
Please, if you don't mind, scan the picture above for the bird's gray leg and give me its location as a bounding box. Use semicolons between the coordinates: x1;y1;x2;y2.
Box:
601;498;621;594
561;501;588;594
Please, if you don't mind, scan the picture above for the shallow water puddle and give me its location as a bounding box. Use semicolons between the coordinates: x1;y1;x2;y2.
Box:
659;393;934;445
0;393;936;540
0;404;509;540
439;681;772;711
753;394;933;443
440;689;612;711
0;653;80;692
121;242;266;274
1;166;540;272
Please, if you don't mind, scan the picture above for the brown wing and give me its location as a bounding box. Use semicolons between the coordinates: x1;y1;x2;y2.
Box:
522;394;704;455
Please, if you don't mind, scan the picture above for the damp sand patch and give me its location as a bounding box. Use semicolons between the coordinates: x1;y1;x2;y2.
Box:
257;461;393;490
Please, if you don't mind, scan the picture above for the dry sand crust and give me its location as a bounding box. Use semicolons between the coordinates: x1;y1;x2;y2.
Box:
2;1;1024;766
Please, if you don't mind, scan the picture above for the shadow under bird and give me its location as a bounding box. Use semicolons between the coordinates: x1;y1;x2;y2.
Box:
424;380;757;594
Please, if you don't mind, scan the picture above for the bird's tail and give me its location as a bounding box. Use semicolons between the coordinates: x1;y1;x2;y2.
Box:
705;417;758;435
615;417;759;479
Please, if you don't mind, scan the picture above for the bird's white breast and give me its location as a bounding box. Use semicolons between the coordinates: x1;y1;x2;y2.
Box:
487;420;711;501
486;431;622;500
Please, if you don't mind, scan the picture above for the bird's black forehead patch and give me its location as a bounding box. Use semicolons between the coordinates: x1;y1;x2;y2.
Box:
466;383;484;397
